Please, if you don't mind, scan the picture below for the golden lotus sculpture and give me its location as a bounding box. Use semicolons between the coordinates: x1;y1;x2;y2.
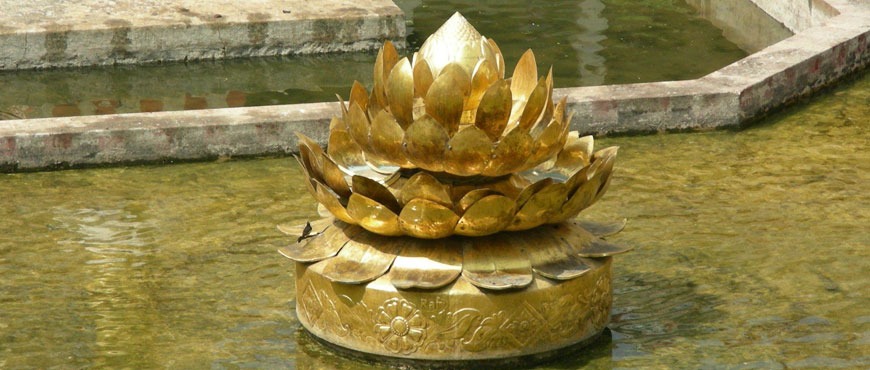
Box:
281;13;631;363
295;12;619;239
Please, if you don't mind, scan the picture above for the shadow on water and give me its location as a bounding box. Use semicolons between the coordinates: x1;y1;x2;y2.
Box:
609;272;726;359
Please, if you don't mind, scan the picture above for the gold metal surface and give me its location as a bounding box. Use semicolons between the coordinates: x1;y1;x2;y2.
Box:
397;198;460;239
283;12;632;362
296;129;619;237
387;238;462;290
288;220;623;360
290;228;615;360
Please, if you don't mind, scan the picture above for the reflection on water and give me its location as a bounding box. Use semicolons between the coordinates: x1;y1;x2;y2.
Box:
0;71;866;367
0;0;747;120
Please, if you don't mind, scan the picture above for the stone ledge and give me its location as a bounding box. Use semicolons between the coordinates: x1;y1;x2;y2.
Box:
0;0;405;70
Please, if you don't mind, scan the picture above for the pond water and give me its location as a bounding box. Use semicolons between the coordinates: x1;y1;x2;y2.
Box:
0;0;750;120
1;71;866;368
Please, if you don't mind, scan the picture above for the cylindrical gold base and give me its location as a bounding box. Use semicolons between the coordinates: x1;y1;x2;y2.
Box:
294;257;612;361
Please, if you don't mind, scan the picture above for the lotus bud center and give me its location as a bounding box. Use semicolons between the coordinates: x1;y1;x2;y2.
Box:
418;12;487;77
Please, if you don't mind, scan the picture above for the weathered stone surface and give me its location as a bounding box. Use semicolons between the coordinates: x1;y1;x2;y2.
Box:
0;0;405;70
0;103;332;171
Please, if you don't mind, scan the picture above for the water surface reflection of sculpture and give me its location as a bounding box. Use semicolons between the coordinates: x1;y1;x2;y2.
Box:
279;13;631;362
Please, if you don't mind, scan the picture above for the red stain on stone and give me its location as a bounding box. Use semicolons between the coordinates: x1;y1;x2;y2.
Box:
184;94;208;110
591;100;616;115
660;97;670;110
205;125;222;138
140;99;164;112
48;133;74;150
785;67;796;82
97;133;125;150
226;90;247;107
52;104;81;117
161;127;177;146
837;46;847;65
255;122;279;138
0;137;16;156
92;99;120;115
810;58;821;73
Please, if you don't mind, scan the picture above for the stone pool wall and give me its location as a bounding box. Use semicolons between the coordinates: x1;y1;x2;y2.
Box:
0;0;405;70
0;0;866;171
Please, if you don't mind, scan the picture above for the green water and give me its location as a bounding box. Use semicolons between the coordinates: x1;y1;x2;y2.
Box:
0;0;748;120
1;69;866;368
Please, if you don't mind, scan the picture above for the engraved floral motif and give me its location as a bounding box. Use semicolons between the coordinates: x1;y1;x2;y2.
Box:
375;298;427;354
589;273;612;328
299;282;324;325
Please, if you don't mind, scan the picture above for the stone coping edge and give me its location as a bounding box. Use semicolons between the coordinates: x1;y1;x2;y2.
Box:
0;2;406;70
0;2;866;172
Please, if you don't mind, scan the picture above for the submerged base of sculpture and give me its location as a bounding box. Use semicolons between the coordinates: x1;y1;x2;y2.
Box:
294;258;611;361
281;219;629;362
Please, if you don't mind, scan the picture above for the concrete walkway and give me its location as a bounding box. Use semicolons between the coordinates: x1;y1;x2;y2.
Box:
0;0;866;171
0;0;405;70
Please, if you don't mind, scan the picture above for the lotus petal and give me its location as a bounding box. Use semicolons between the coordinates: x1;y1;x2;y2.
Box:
531;68;555;137
592;170;614;205
553;221;633;257
336;94;348;122
554;95;568;125
485;38;505;78
474;80;511;141
578;219;627;237
313;179;354;224
510;49;538;102
454;194;516;236
456;188;499;213
370;110;411;167
444;126;494;176
297;143;322;186
328;116;343;131
278;221;364;263
483;127;535;176
327;128;365;170
413;58;435;98
347;102;371;151
508;183;567;231
517;77;548;131
527;118;564;168
320;230;401;284
514;177;553;209
388;238;462;290
398;199;460;239
590;147;618;204
319;153;351;199
555;134;594;171
425;64;470;135
346;193;402;236
553;160;606;222
386;57;415;127
462;233;533;290
578;239;632;257
467;59;498;111
399;172;453;207
351;175;401;213
519;227;594;280
349;81;369;111
372;41;399;109
404;115;449;172
294;155;318;198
